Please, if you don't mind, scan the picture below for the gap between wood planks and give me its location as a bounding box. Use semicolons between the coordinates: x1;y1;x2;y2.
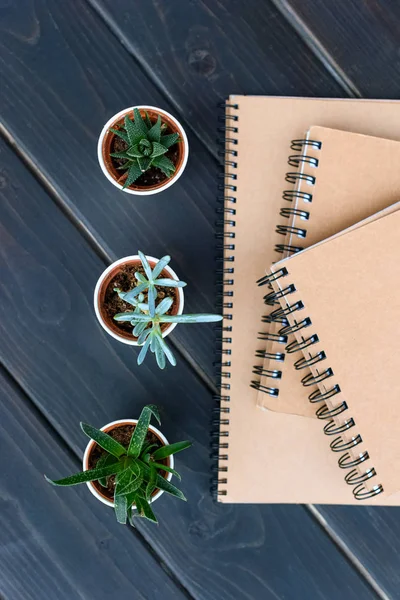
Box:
0;363;195;600
270;0;362;98
0;4;386;596
307;505;390;600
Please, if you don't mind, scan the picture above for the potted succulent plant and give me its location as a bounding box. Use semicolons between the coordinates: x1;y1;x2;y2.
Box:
97;106;188;195
45;405;191;525
114;297;222;369
94;251;186;346
94;251;222;368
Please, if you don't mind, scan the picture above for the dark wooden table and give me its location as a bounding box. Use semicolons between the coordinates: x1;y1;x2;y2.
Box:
1;1;399;599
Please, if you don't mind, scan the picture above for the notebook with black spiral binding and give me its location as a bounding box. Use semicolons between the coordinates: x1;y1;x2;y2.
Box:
215;95;400;504
254;126;400;417
267;207;400;502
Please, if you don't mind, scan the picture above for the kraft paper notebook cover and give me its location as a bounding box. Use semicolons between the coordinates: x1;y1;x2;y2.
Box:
254;126;400;418
268;209;400;502
217;95;400;504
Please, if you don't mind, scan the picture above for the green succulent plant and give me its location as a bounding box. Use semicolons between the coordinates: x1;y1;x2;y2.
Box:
116;291;147;314
110;108;180;188
114;296;223;369
45;405;191;526
115;251;186;318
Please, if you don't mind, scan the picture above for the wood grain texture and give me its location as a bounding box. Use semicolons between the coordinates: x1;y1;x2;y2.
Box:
316;504;400;599
90;0;346;150
0;0;218;381
0;369;187;600
86;3;400;596
0;0;346;381
0;139;377;599
281;0;400;97
0;0;396;597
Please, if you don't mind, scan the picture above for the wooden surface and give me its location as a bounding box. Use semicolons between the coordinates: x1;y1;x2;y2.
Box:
0;1;398;598
0;368;187;600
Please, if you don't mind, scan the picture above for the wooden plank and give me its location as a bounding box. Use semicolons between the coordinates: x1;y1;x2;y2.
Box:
0;0;345;382
278;0;400;97
0;138;377;598
0;369;187;600
89;0;346;149
316;504;400;599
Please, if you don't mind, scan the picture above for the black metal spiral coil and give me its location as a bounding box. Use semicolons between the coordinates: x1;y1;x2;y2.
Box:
290;139;322;151
273;141;320;253
262;270;384;501
280;207;310;220
212;100;239;499
255;348;285;362
252;139;321;395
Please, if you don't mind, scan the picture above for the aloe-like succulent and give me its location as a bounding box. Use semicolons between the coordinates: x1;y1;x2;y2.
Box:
110;108;180;188
45;405;191;526
114;296;223;369
115;251;186;318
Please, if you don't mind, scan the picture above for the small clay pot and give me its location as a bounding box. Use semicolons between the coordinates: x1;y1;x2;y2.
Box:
97;105;189;195
93;255;184;346
82;419;173;508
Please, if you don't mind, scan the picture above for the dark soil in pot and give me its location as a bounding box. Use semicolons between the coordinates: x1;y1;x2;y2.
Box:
88;424;168;501
112;130;179;188
102;261;179;338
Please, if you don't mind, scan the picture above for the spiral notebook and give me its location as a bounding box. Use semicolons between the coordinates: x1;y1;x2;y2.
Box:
267;208;400;502
216;95;400;504
254;126;400;417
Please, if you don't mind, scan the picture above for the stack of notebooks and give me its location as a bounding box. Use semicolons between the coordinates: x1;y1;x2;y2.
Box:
216;96;400;505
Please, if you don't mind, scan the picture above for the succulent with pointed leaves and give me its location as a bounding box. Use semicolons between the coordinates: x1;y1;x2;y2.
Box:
114;296;223;369
45;405;191;526
110;108;180;188
115;251;186;318
114;291;148;315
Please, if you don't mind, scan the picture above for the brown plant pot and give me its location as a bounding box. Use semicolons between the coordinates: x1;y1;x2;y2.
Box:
93;254;185;345
97;105;189;195
82;419;173;508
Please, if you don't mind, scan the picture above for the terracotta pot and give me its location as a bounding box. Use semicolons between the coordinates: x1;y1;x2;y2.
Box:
82;419;173;508
97;105;189;195
93;255;185;346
